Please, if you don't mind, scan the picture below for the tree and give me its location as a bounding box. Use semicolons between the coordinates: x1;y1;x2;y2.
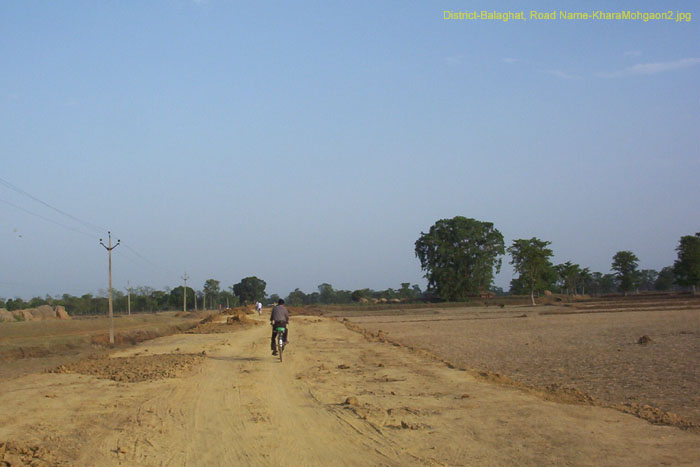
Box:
654;266;675;291
286;288;307;306
638;269;658;291
351;290;366;302
268;294;280;305
507;238;554;305
169;286;195;309
220;289;239;308
555;262;581;296
578;267;592;295
318;283;335;304
674;233;700;295
415;217;504;301
203;279;220;309
233;276;267;304
611;251;639;295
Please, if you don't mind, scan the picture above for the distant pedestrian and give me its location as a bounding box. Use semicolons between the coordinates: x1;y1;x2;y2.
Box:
255;301;263;316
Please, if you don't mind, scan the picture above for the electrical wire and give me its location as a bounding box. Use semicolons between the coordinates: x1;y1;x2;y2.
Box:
0;178;173;286
0;197;97;239
0;176;107;234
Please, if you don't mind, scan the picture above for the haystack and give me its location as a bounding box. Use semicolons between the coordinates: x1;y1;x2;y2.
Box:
0;308;13;322
55;305;71;320
12;309;35;321
31;305;58;320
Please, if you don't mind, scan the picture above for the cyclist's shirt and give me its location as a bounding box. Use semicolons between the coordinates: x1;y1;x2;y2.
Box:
270;304;289;324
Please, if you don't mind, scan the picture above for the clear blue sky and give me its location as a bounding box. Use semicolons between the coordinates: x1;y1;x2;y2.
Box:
1;1;698;299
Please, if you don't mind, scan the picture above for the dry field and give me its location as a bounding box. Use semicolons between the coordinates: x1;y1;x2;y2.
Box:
0;311;207;379
344;295;700;427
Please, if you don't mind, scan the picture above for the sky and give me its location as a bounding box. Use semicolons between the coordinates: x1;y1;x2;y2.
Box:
1;0;699;299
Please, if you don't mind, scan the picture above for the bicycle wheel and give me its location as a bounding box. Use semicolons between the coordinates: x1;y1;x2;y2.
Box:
278;339;284;362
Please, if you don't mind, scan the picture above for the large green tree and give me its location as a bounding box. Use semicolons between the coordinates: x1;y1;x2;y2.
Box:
507;238;554;305
233;276;267;304
674;233;700;295
415;217;504;301
611;250;639;295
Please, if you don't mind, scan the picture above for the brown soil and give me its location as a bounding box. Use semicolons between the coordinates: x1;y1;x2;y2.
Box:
346;305;700;428
185;313;258;334
1;314;699;465
0;441;62;466
52;353;204;383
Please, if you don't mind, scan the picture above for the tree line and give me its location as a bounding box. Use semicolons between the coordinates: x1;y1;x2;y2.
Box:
0;276;423;315
3;218;698;314
415;216;700;304
0;276;268;316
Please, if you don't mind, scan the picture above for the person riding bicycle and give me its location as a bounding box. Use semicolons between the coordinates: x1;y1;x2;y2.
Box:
270;299;289;356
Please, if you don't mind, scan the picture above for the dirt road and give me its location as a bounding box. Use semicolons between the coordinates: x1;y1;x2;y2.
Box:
1;315;699;466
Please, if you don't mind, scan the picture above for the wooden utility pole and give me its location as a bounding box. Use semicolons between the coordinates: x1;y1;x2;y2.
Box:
182;273;189;312
127;280;131;316
100;232;120;344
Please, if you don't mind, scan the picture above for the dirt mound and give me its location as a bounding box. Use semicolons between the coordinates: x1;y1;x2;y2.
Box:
52;353;204;383
616;403;699;431
175;311;208;319
91;329;163;346
0;441;60;466
227;312;251;324
187;313;257;334
544;384;596;404
637;335;653;345
223;306;255;315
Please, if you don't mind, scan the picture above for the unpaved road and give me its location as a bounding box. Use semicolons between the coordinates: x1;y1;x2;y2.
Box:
1;315;699;466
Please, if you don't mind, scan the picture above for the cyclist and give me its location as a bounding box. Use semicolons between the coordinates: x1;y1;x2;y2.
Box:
270;299;289;356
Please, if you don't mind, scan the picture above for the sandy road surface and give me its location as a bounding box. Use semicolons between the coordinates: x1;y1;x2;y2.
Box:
1;315;699;466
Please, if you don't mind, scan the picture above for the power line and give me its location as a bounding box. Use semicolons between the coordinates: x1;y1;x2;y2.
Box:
120;242;165;271
0;177;107;234
0;182;165;273
0;197;97;239
0;178;172;289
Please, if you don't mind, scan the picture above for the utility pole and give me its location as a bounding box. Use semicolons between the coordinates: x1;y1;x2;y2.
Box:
182;272;189;312
100;232;120;344
127;280;131;316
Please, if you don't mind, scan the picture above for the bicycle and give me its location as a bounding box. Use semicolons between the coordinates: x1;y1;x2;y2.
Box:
274;325;286;362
